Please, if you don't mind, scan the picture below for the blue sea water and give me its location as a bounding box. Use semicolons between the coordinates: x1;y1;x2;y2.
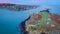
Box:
0;5;60;34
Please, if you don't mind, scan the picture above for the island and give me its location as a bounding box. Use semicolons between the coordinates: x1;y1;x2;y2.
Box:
21;9;60;34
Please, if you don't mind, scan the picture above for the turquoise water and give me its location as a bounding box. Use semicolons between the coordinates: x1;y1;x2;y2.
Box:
0;8;30;34
0;5;60;34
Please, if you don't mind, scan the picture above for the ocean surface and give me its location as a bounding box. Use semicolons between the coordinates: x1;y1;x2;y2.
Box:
0;5;60;34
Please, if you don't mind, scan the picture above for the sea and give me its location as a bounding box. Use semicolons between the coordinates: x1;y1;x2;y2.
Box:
0;4;60;34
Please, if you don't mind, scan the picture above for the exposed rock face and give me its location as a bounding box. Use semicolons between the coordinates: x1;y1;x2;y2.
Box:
21;16;31;34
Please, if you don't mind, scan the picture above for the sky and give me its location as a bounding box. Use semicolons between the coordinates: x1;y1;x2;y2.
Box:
0;0;60;5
